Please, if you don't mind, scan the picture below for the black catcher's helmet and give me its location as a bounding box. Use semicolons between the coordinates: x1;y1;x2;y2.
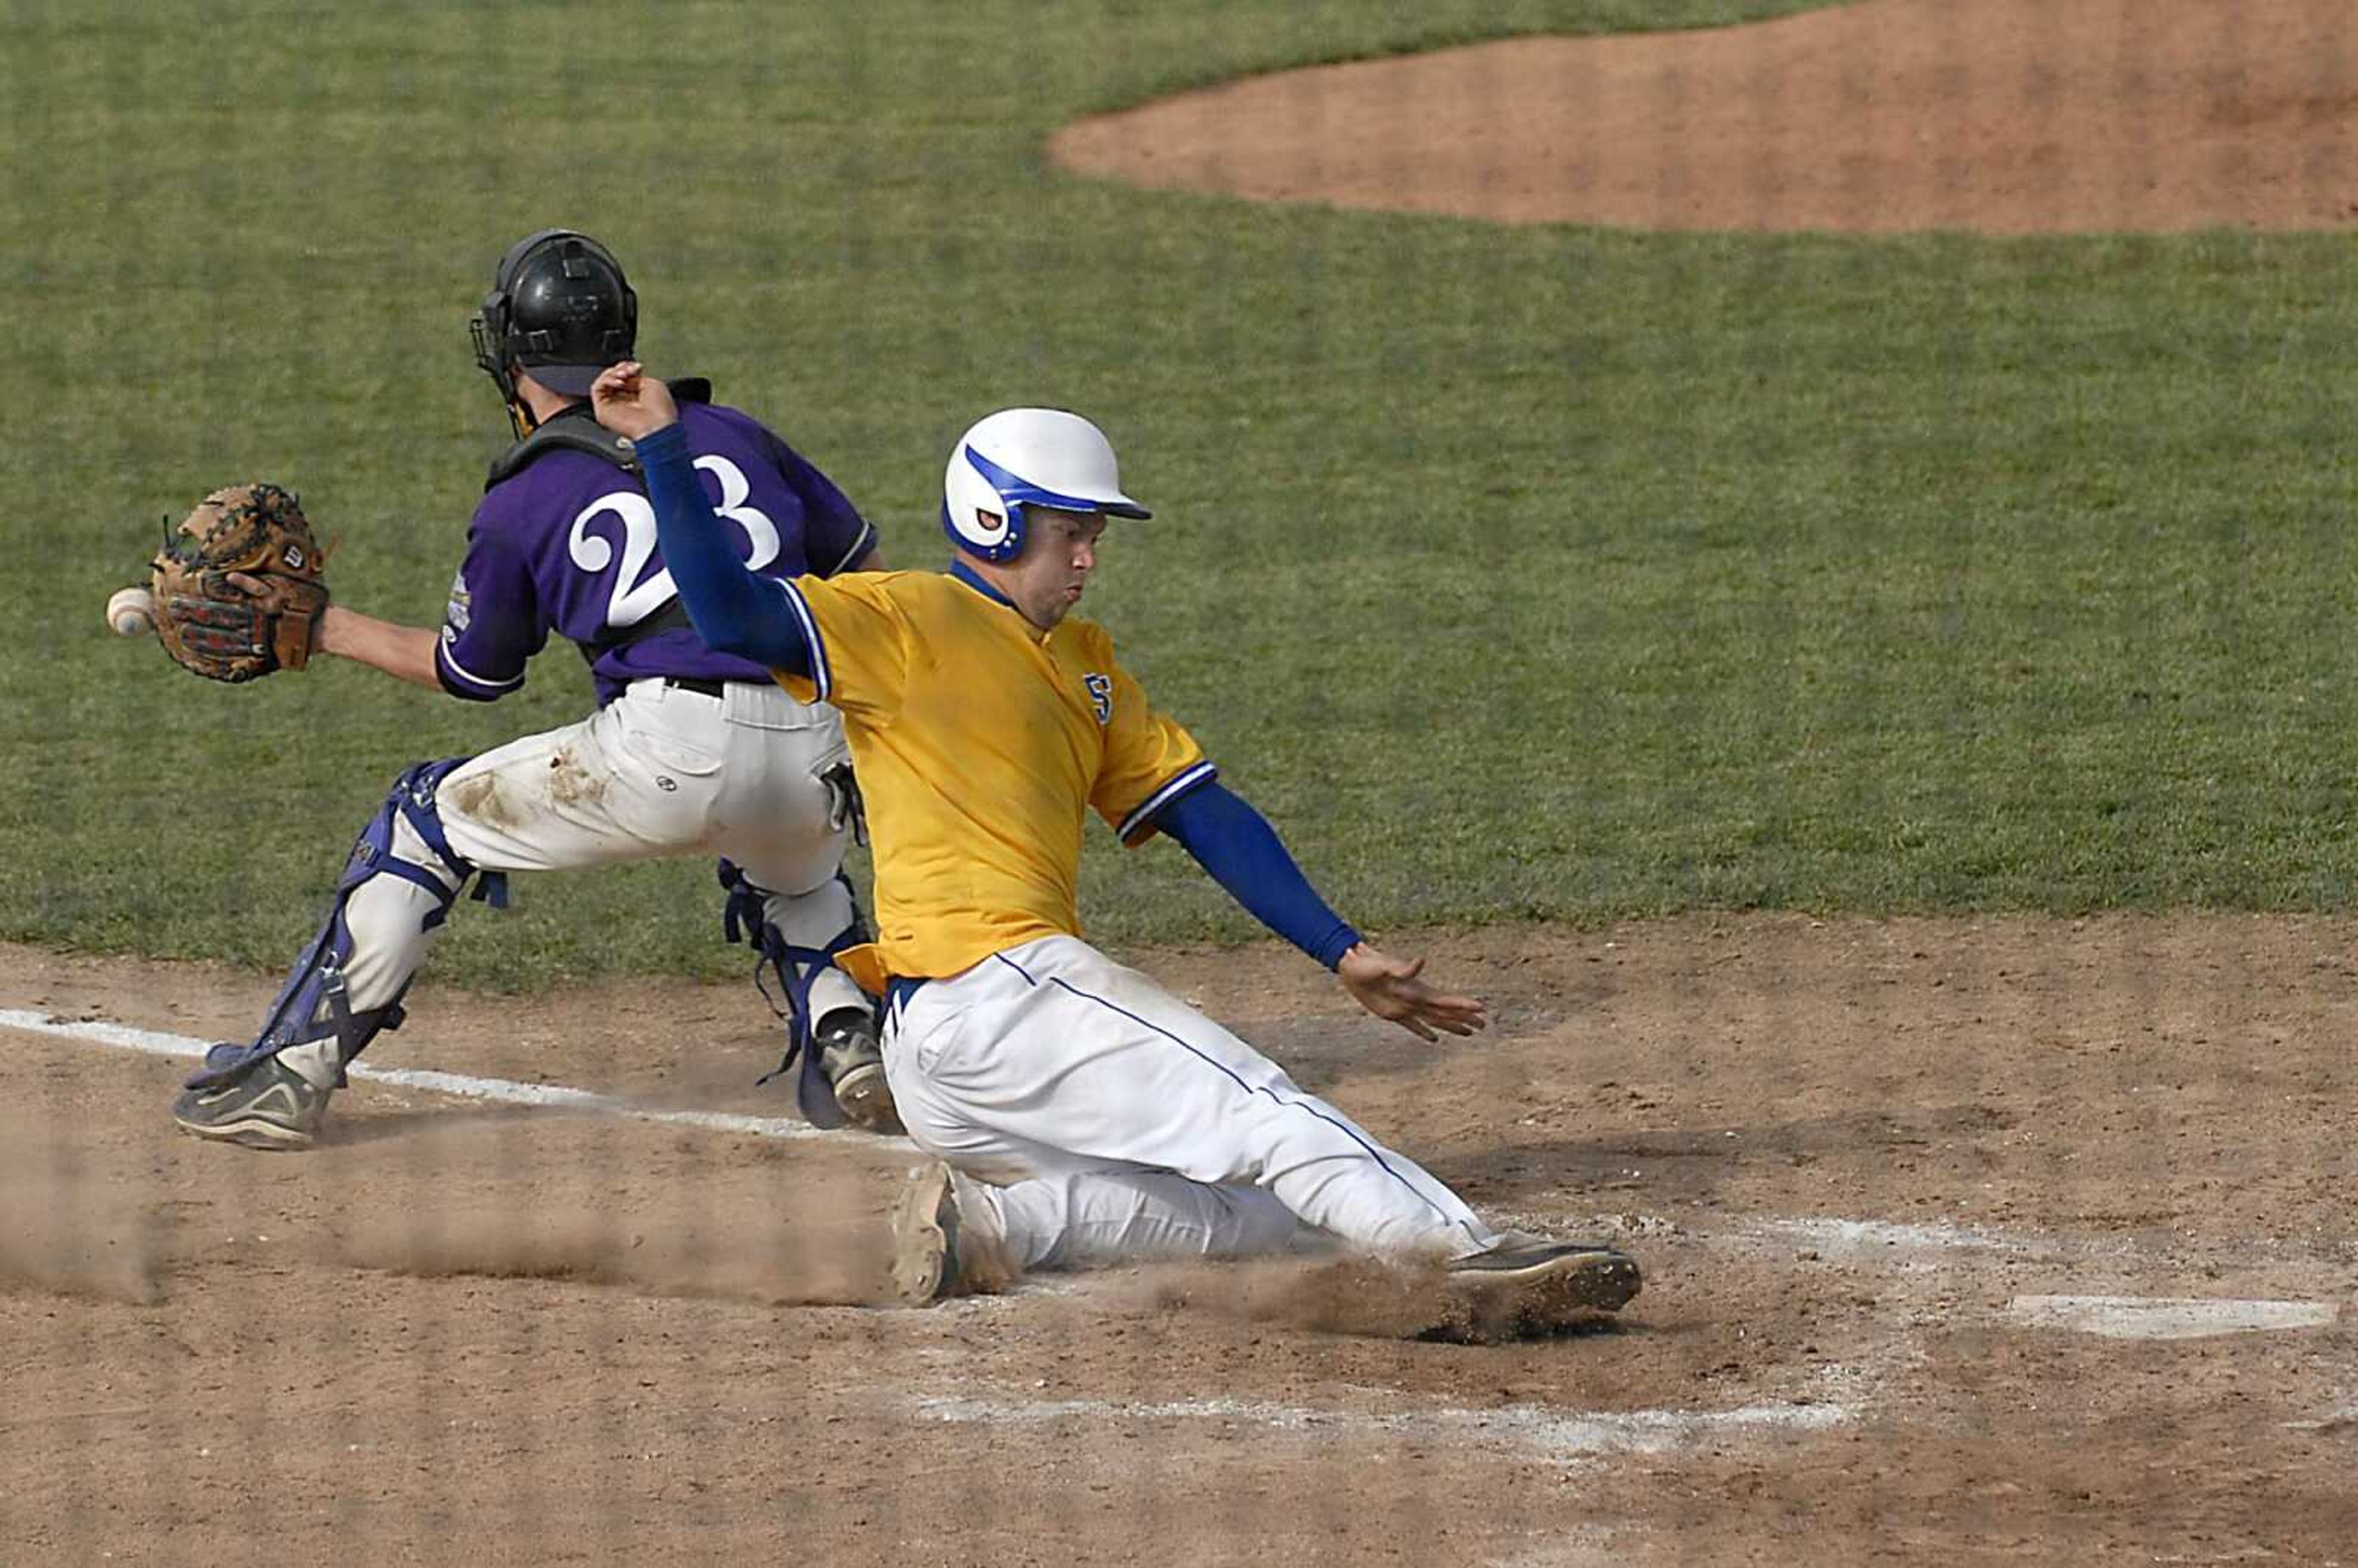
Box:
469;229;637;412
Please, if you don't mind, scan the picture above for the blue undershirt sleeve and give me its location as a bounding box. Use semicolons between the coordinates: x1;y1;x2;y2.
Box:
1159;781;1361;971
637;422;812;675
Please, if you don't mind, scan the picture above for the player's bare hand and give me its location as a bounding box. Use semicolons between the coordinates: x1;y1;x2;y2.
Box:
591;360;679;440
1337;943;1488;1042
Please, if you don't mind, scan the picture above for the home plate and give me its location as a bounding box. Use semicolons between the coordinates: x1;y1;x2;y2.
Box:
2006;1295;2340;1340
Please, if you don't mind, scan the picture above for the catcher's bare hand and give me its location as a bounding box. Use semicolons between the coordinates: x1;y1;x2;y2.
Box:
1337;943;1488;1042
591;360;677;441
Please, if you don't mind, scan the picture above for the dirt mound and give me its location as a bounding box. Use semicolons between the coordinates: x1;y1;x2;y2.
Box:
1051;0;2358;233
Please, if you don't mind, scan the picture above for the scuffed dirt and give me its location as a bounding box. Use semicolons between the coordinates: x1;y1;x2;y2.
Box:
442;769;513;829
1113;1252;1626;1343
545;747;607;809
1051;0;2358;233
2;915;2354;1564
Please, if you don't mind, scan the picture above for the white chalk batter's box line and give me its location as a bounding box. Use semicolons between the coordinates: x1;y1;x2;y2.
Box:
12;1005;2349;1349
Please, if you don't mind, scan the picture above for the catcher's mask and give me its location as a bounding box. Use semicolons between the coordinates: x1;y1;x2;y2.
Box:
469;228;638;434
939;408;1151;564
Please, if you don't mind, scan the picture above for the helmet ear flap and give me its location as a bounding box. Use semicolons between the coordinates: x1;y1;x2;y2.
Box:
940;448;1027;562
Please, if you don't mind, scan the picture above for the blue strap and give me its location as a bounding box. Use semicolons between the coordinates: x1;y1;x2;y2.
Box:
717;858;870;1127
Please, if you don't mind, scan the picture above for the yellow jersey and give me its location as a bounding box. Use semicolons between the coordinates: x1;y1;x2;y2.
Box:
771;562;1213;992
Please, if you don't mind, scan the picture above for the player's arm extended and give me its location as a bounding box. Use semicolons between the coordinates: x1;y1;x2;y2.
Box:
1158;782;1360;966
1159;782;1486;1041
315;606;444;691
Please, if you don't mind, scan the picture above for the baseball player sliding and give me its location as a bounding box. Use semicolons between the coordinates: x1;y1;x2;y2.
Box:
171;231;896;1149
590;362;1643;1320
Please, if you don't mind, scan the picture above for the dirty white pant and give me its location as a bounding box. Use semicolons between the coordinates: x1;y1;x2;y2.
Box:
882;935;1498;1270
282;680;859;1085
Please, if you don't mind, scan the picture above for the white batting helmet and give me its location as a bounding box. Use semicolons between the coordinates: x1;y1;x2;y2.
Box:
940;408;1150;563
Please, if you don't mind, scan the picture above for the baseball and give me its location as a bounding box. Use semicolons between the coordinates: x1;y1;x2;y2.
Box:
106;586;155;638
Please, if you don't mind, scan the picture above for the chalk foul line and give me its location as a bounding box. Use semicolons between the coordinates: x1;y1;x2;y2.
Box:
0;1007;885;1145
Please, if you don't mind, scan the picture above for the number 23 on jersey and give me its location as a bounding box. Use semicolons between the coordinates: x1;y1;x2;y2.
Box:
568;454;780;629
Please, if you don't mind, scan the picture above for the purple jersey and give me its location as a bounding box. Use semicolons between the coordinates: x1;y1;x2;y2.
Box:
435;400;876;707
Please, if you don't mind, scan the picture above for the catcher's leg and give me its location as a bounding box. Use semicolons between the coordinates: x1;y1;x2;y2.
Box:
175;685;760;1151
707;682;890;1133
173;759;500;1150
717;862;895;1133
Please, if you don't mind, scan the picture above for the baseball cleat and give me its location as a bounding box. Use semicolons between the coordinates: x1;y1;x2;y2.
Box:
171;1054;332;1151
815;1010;903;1135
1445;1237;1644;1316
890;1162;963;1304
889;1162;1016;1304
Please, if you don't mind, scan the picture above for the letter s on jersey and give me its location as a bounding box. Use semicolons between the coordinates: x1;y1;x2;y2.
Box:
1084;673;1113;725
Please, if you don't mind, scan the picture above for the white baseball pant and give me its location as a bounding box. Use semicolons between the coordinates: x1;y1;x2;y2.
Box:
277;678;862;1087
881;934;1500;1270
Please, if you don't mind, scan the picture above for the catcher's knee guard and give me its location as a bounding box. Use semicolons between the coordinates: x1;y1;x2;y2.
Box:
186;759;510;1090
717;858;874;1129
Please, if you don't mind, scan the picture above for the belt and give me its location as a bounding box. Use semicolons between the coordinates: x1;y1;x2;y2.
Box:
661;677;728;698
886;976;928;1015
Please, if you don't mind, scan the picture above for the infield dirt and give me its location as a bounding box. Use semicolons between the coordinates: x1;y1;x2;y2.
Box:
3;914;2351;1564
1053;0;2358;233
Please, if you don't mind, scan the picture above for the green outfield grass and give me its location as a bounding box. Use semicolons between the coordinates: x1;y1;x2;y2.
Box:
7;0;2355;991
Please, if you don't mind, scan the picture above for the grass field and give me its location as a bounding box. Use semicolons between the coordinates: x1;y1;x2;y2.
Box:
7;0;2356;990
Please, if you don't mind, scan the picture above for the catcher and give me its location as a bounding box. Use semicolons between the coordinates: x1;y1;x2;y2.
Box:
157;228;895;1151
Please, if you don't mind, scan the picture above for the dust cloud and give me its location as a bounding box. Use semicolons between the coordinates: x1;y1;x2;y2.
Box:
0;1119;165;1305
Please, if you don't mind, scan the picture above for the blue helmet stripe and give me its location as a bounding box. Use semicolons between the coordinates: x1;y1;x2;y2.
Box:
965;445;1151;520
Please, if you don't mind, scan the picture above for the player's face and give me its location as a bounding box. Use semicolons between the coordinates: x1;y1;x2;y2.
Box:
1006;505;1108;630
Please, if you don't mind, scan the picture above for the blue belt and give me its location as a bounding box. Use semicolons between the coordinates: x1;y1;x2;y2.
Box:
885;976;928;1015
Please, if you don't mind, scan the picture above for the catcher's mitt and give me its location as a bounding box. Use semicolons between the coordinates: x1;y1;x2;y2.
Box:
149;482;332;683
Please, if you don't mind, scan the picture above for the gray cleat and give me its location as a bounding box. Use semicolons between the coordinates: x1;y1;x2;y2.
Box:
1445;1236;1644;1318
816;1009;901;1135
172;1055;333;1151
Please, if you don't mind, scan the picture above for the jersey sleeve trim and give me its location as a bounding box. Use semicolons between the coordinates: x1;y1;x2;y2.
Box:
434;638;525;699
820;520;879;578
775;578;831;702
1117;759;1218;844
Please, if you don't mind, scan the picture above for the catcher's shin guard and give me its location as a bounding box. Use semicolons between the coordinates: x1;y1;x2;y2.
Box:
185;759;509;1090
717;858;879;1130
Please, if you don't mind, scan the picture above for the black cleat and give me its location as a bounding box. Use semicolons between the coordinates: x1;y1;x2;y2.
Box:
171;1054;332;1151
815;1009;901;1135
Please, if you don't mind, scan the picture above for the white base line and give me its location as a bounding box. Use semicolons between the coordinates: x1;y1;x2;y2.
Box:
0;1008;889;1145
911;1391;1856;1464
2008;1294;2340;1340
